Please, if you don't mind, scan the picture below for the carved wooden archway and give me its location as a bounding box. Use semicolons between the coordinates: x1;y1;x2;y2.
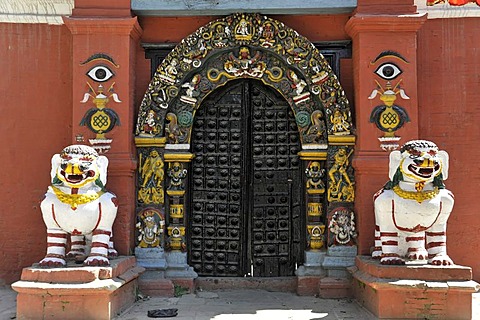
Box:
134;13;356;275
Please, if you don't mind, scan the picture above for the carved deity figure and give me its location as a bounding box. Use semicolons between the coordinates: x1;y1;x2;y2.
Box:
167;162;188;190
39;145;118;267
136;209;164;248
372;140;454;265
330;109;351;135
138;150;165;204
328;148;354;202
289;70;307;96
305;161;325;191
328;208;357;246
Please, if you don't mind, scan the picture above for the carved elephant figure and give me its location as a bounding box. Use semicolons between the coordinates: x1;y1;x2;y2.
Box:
39;145;118;267
372;140;454;265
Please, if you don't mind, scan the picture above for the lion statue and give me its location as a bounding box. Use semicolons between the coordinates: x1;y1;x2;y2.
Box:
39;145;118;267
372;140;454;266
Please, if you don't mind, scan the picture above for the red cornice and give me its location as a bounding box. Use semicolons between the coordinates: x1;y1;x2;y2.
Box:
63;16;142;40
345;13;427;38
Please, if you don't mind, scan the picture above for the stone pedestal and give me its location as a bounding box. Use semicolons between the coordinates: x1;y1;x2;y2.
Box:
322;245;357;278
295;251;326;296
135;247;173;296
165;252;198;292
11;256;144;320
352;256;480;319
135;247;167;269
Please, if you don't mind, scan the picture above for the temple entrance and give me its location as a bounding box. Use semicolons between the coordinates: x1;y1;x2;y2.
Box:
188;79;304;277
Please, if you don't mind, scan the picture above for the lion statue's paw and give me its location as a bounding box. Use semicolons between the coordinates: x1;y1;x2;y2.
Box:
371;249;382;259
39;257;66;268
408;250;428;261
84;256;110;266
66;250;85;259
380;256;405;265
429;254;453;266
108;248;118;258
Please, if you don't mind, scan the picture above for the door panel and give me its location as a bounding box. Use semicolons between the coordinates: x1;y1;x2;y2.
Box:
189;80;303;277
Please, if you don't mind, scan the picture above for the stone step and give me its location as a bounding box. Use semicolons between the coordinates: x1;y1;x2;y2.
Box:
195;277;298;292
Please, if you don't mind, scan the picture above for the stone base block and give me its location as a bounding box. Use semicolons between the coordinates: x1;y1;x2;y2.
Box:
297;276;321;296
135;247;167;269
138;271;174;297
195;277;297;292
352;256;480;319
318;277;352;299
171;278;195;294
12;256;144;320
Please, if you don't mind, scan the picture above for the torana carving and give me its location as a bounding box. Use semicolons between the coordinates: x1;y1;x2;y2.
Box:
135;13;353;146
372;140;454;265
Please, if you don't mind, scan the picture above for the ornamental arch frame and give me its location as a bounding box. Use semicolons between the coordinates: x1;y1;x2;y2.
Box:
134;13;357;273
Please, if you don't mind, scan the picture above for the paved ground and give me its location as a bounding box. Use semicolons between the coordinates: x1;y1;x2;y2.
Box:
0;287;16;320
3;285;480;319
1;286;376;320
117;289;377;320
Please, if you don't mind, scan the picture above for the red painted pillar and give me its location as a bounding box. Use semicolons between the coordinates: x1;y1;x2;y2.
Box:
63;0;141;255
345;5;426;255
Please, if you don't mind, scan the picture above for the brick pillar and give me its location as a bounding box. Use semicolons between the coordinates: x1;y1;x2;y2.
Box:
345;9;426;255
63;1;142;255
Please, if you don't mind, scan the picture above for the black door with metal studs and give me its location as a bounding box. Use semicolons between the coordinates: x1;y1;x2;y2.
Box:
188;79;304;277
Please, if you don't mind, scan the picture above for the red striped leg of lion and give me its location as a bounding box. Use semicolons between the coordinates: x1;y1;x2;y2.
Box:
380;231;405;265
39;229;68;267
84;229;111;266
426;230;452;265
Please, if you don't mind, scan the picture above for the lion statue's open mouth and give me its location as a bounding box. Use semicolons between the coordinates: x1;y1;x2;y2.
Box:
61;171;96;184
407;163;440;179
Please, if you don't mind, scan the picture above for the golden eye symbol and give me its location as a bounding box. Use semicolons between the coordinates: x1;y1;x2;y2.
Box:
87;65;114;82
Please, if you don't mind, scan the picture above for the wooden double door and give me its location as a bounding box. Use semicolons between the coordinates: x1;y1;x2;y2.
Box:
188;79;304;277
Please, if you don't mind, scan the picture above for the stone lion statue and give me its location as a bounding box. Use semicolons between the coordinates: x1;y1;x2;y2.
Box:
39;145;118;267
372;140;454;266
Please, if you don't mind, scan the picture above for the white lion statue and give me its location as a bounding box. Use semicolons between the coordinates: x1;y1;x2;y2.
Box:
372;140;454;266
39;145;118;267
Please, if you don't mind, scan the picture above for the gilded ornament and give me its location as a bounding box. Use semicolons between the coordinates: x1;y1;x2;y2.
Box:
51;186;104;210
169;204;184;219
392;185;440;203
166;226;186;251
307;225;325;250
330;108;351;135
328;148;355;202
307;202;322;217
138;149;165;205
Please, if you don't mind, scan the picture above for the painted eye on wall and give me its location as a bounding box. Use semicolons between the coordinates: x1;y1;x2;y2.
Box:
374;63;402;80
86;65;114;82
